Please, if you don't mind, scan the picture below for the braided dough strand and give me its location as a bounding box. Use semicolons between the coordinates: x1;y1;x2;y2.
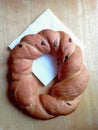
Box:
8;29;89;120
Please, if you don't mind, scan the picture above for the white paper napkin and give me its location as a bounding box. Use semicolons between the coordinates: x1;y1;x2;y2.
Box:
9;9;85;86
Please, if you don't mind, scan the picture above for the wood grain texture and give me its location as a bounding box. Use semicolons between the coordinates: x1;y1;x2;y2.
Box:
0;0;98;130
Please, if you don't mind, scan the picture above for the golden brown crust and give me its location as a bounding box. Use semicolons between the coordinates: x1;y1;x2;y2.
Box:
8;29;89;120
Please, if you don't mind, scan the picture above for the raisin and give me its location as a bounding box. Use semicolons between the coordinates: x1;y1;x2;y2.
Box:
64;54;69;62
69;38;72;42
18;44;22;48
57;58;60;61
66;102;71;106
53;40;57;47
41;41;46;45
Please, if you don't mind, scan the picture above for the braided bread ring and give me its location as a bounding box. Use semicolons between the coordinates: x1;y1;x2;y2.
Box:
8;29;89;120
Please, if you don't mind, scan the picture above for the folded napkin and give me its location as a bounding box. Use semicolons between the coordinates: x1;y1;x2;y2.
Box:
9;9;84;86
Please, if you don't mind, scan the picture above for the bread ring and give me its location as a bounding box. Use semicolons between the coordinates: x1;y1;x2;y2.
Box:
8;29;89;120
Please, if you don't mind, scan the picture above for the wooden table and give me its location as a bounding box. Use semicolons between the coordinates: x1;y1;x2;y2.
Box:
0;0;98;130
